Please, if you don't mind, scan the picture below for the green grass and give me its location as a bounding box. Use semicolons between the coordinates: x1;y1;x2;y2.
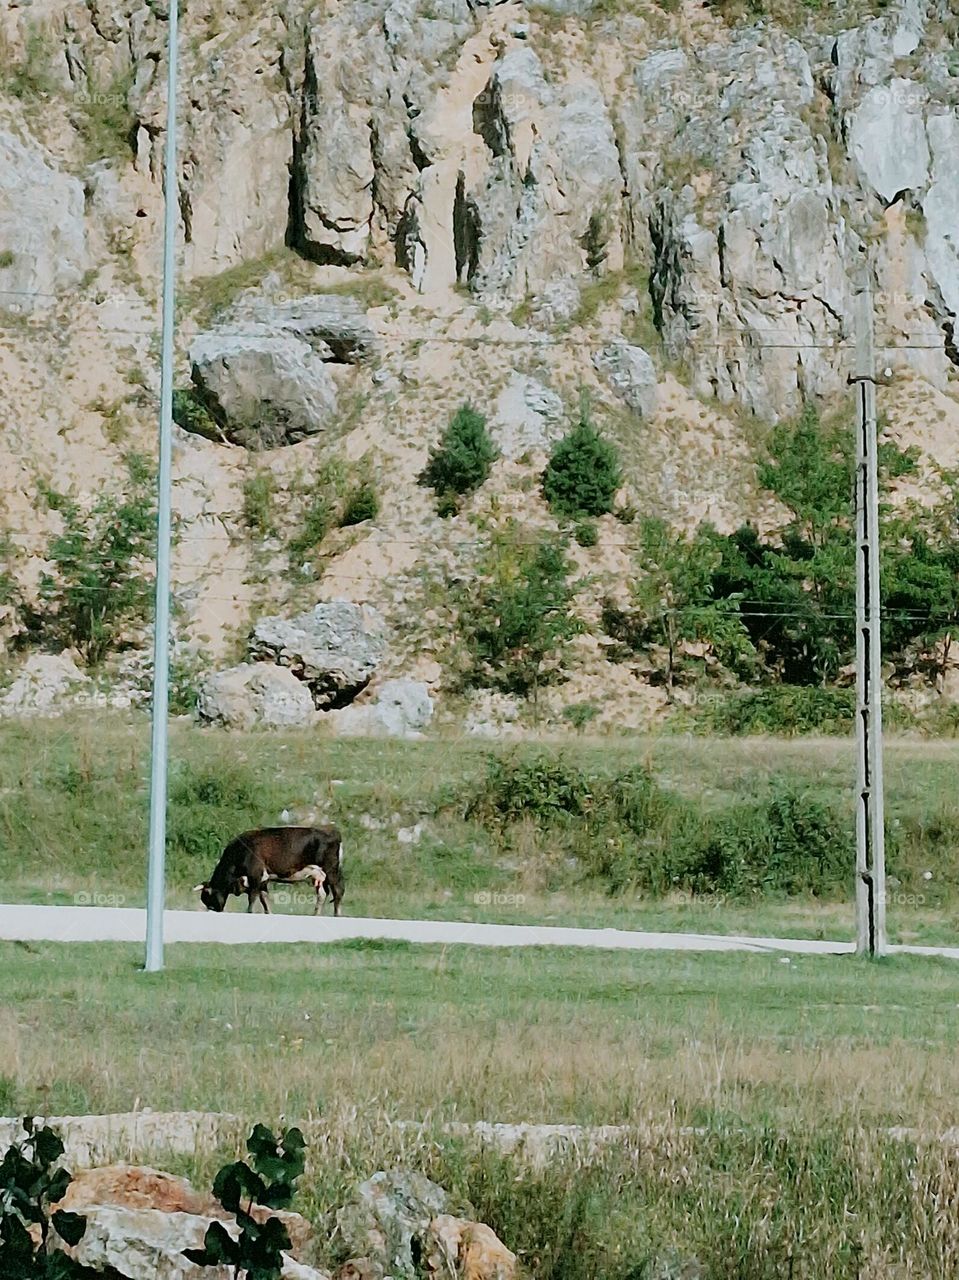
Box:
2;716;959;943
1;942;957;1126
4;941;959;1278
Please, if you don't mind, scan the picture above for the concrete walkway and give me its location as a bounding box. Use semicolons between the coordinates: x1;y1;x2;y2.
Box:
0;903;957;959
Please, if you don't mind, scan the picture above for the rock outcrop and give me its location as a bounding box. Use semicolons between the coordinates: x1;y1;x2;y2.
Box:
196;663;318;729
249;602;387;708
0;130;88;314
188;329;339;449
326;678;434;737
0;653;89;718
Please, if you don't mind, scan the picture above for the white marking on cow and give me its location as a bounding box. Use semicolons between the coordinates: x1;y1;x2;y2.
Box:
338;841;343;869
266;864;325;885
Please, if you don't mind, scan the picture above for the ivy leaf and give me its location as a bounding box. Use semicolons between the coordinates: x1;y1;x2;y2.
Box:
51;1210;87;1247
183;1221;240;1267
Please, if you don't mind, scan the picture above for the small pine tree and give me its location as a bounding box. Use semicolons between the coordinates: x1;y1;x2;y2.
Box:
542;413;621;518
419;404;497;513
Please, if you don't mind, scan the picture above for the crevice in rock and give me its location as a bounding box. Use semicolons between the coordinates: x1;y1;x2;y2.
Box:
943;317;959;369
472;82;506;157
453;170;481;283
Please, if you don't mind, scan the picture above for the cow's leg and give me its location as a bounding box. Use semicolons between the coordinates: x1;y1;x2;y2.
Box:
246;889;256;913
312;872;326;916
259;888;271;913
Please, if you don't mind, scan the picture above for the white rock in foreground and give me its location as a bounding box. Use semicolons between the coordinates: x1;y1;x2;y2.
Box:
0;653;89;718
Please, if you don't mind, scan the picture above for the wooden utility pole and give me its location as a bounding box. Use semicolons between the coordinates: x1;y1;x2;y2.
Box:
852;282;887;957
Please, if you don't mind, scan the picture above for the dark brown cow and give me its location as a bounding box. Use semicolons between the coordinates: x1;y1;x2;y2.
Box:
194;825;344;915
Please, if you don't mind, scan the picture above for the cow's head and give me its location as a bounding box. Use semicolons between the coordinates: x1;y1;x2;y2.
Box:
193;881;228;912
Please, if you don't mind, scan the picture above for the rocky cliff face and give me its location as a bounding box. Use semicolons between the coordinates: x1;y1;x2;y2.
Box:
2;0;959;722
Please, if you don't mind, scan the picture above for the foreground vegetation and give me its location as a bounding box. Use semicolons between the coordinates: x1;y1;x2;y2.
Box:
0;715;957;942
3;942;959;1276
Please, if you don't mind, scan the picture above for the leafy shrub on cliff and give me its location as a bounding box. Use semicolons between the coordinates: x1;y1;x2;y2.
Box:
25;455;156;667
419;404;498;514
542;413;621;518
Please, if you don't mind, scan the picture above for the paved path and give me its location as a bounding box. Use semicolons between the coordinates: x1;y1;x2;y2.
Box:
0;904;957;959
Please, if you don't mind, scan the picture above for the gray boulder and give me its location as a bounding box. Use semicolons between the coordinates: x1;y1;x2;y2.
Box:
188;328;338;449
196;663;317;729
335;1171;454;1280
592;342;658;418
327;678;434;738
923;113;959;317
0;130;88;314
291;31;377;264
250;602;386;708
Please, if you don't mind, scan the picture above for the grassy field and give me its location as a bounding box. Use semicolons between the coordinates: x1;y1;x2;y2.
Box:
4;715;959;1276
2;939;959;1277
0;713;957;944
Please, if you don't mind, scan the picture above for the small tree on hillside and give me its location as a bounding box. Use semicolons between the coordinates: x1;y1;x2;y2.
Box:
542;412;621;518
28;454;157;666
419;403;497;515
457;526;582;702
613;518;756;696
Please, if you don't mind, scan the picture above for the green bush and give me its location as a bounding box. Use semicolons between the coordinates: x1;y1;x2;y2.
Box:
289;495;333;563
29;455;157;666
542;414;621;518
683;782;850;899
467;753;600;826
562;702;600;731
340;481;379;527
457;530;581;698
691;686;855;736
419;404;497;513
172;388;222;442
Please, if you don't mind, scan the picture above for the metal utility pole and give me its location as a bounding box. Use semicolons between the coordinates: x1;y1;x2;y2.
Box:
145;0;179;973
851;281;887;957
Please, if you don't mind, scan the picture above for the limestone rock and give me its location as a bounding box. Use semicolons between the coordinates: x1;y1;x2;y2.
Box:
0;653;89;719
923;113;959;317
335;1171;453;1279
326;678;434;737
237;294;377;363
491;374;565;459
51;1204;328;1280
188;329;338;449
56;1164;314;1260
196;663;317;729
250;602;387;708
592;342;658;418
0;1112;237;1168
423;1215;517;1280
0;130;88;314
848;80;929;202
463;691;522;738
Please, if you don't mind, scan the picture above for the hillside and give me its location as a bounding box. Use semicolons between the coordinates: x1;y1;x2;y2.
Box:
2;0;959;732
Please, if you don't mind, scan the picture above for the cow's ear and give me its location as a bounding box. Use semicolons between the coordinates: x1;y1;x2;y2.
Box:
192;883;206;892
